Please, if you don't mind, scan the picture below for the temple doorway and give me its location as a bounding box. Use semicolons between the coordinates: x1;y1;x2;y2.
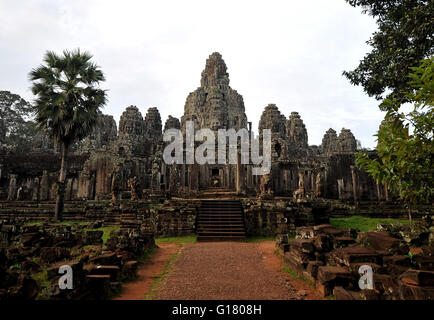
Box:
210;167;221;188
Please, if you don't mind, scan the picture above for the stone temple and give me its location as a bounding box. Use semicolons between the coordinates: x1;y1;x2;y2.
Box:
1;53;433;301
0;52;382;202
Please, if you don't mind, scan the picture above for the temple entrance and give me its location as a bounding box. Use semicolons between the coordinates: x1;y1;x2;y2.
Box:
210;167;221;188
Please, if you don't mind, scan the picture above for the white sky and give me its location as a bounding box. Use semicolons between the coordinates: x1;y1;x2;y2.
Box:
0;0;384;148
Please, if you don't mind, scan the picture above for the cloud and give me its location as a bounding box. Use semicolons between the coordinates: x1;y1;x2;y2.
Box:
0;0;382;148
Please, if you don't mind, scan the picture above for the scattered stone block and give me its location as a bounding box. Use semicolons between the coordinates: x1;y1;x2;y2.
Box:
85;230;103;245
313;234;333;252
123;260;138;280
333;236;355;249
398;280;434;300
331;245;381;266
317;266;355;297
357;231;404;254
47;260;83;281
89;252;120;266
317;266;353;283
333;286;360;300
348;262;384;276
85;275;111;299
414;255;434;271
90;265;120;282
290;239;315;254
373;274;398;297
40;247;70;264
399;269;434;286
306;260;323;280
360;289;381;300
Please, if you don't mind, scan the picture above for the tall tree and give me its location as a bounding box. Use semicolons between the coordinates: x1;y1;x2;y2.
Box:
343;0;434;106
356;58;434;222
29;49;107;221
0;90;34;150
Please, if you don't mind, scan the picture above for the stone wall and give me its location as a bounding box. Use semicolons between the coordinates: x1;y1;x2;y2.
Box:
242;199;331;236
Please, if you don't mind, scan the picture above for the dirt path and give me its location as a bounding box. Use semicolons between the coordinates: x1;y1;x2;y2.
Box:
155;241;308;300
113;243;180;300
257;241;324;300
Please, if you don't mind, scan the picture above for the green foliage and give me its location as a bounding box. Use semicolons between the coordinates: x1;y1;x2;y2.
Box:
0;90;39;152
32;268;50;289
155;235;197;245
282;264;299;279
0;90;31;129
343;0;434;104
29;49;107;147
356;58;434;211
330;216;409;232
143;247;181;300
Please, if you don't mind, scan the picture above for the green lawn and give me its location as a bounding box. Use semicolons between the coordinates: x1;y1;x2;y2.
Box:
155;235;197;245
330;216;409;232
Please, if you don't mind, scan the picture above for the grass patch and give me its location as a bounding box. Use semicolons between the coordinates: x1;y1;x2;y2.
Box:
282;264;299;279
32;268;50;290
330;216;409;232
274;248;283;258
142;235;198;299
278;252;316;288
155;235;197;245
143;247;182;300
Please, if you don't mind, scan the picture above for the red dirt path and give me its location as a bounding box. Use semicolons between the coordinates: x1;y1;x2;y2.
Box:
114;240;323;300
113;243;180;300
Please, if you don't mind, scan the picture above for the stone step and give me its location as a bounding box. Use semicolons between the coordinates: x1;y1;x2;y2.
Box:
197;223;245;228
197;235;246;241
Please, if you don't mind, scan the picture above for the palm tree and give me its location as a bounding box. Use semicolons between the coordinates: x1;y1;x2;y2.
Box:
29;49;107;221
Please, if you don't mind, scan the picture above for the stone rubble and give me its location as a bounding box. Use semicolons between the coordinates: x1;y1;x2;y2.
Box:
278;217;434;300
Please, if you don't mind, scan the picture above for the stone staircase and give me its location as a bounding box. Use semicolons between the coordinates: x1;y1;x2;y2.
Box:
199;188;238;199
197;200;246;241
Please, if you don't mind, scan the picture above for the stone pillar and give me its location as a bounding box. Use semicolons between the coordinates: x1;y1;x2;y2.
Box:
40;170;49;201
32;177;40;201
247;164;253;189
181;164;186;187
315;171;323;198
65;178;74;201
350;165;358;203
189;164;199;191
7;174;17;201
337;179;344;201
89;173;96;200
236;150;246;194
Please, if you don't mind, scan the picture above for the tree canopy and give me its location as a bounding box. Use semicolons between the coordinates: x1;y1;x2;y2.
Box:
356;58;434;217
29;49;107;147
0;90;37;152
343;0;434;106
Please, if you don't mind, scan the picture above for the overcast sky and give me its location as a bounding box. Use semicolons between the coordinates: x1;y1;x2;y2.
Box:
0;0;384;148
